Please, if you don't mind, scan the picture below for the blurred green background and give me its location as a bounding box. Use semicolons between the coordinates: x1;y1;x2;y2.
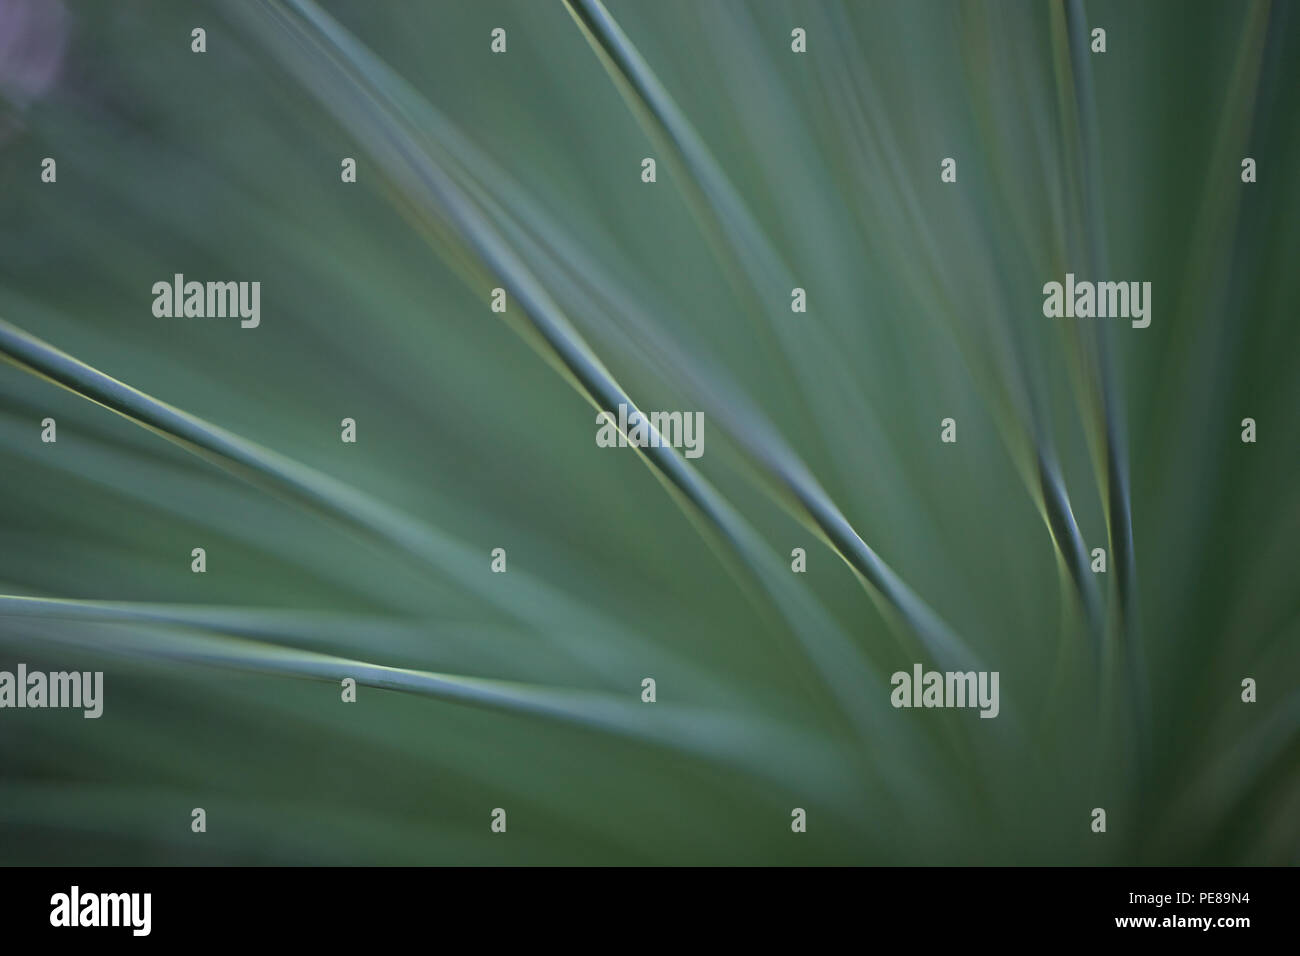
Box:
0;0;1296;864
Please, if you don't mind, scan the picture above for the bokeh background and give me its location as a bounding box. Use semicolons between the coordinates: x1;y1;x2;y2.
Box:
0;0;1296;864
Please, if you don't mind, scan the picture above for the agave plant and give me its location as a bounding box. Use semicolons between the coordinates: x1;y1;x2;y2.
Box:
0;0;1295;865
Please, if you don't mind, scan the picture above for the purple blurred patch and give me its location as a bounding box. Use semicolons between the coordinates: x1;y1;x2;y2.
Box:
0;0;70;106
